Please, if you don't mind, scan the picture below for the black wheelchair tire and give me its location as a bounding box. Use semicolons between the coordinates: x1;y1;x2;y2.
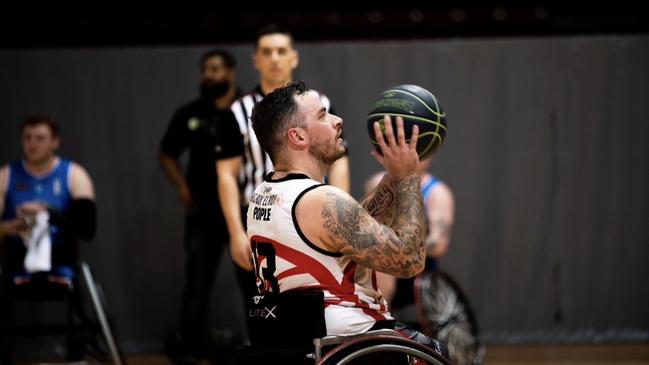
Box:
318;334;451;365
414;269;483;365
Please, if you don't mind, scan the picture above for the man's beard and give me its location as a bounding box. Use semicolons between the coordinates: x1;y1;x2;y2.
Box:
200;80;230;100
310;140;346;165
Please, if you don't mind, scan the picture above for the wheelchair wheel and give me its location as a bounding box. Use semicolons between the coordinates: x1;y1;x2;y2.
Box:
318;334;450;365
79;262;126;365
414;270;483;365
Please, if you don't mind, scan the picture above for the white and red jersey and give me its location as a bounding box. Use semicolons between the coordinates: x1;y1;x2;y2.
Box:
247;173;393;336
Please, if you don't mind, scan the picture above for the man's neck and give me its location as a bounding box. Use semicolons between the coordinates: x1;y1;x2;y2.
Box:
273;156;326;183
213;87;237;109
24;156;58;175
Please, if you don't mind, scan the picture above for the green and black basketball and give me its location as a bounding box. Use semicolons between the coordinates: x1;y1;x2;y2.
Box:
367;84;447;159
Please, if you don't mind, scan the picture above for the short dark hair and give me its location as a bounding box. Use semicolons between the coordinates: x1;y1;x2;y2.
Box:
251;81;308;162
200;49;236;69
21;114;59;137
255;23;294;50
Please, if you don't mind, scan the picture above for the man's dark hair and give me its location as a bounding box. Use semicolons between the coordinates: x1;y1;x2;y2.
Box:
21;114;59;137
200;49;236;69
251;81;308;162
255;23;294;50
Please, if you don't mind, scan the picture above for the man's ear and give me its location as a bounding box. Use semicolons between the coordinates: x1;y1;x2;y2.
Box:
291;49;300;70
287;128;306;147
253;53;260;72
52;137;61;151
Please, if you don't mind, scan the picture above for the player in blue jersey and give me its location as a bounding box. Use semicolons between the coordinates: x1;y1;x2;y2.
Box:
0;114;96;285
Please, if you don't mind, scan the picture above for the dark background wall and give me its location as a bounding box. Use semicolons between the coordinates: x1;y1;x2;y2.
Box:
1;7;648;354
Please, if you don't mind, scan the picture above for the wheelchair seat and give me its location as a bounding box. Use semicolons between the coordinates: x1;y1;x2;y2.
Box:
237;290;326;364
0;262;125;365
12;265;74;286
9;266;75;301
236;290;451;365
248;290;326;349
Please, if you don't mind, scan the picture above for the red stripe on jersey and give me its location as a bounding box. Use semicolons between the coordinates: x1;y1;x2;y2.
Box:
252;235;372;308
362;307;388;321
252;235;346;293
276;266;305;281
340;261;360;303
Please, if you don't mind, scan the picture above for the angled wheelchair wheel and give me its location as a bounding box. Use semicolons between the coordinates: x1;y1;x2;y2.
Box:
79;262;126;365
317;334;450;365
414;270;483;365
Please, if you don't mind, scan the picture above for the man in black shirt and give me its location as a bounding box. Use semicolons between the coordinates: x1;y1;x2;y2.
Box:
159;49;243;364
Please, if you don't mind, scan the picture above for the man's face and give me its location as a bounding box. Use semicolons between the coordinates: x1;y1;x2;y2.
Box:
201;56;232;83
22;124;59;164
200;56;234;100
299;91;345;165
254;33;298;87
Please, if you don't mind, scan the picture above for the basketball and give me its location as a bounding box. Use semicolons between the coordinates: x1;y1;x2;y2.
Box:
367;84;447;159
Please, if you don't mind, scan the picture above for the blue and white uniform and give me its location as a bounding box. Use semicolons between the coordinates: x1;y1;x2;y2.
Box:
2;158;75;279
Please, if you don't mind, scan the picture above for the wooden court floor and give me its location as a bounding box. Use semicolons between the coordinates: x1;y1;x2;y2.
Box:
11;343;649;365
122;343;649;365
483;343;649;365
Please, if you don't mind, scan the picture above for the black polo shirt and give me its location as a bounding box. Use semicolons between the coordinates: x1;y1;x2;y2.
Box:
160;98;243;210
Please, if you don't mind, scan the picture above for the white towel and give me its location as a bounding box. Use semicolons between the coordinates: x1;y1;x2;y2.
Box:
22;210;52;273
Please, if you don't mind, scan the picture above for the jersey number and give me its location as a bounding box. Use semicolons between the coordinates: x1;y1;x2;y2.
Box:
251;239;280;293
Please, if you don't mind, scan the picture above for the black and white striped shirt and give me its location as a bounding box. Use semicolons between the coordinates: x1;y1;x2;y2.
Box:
231;85;332;205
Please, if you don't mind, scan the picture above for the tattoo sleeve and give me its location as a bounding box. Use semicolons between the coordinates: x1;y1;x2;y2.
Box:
361;178;396;225
322;175;426;278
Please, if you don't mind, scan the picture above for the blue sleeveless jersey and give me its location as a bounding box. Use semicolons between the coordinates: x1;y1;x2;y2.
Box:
2;158;73;245
421;175;440;212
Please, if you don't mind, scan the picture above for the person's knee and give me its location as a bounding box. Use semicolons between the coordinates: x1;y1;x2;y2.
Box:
393;321;449;360
411;332;449;360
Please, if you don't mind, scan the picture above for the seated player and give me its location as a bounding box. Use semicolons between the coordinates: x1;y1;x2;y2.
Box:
245;81;448;360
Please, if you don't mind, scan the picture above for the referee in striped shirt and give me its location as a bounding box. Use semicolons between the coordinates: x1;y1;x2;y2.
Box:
217;23;349;287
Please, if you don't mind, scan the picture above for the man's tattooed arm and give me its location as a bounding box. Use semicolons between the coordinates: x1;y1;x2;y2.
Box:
322;175;426;278
360;174;396;225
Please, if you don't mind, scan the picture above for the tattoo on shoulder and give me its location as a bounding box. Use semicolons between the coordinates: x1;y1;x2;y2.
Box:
322;192;375;250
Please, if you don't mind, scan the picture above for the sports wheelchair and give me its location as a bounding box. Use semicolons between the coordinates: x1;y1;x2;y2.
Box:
236;291;451;365
0;262;125;365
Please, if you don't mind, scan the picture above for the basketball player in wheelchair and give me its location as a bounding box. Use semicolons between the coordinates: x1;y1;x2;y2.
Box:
0;115;123;365
238;81;451;365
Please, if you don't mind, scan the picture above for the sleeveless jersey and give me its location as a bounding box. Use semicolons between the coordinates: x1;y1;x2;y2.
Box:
247;173;392;336
2;158;72;247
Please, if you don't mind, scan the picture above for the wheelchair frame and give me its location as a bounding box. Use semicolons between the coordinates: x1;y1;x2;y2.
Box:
0;261;125;365
314;329;450;365
239;290;451;365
